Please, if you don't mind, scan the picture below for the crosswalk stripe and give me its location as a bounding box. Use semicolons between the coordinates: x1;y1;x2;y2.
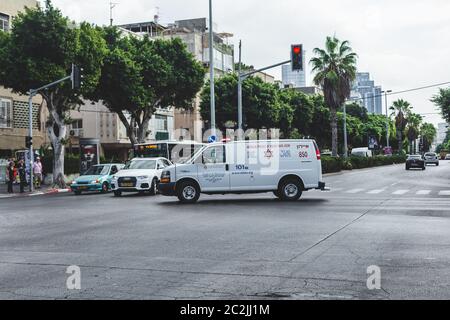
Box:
392;190;410;195
367;189;385;194
347;189;365;194
438;191;450;196
416;190;431;195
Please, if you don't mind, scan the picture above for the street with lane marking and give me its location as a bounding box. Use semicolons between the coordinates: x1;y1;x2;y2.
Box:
0;162;450;299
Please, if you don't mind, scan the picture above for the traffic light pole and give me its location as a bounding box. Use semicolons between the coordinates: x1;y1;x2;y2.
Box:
237;59;291;139
27;73;73;192
28;93;35;192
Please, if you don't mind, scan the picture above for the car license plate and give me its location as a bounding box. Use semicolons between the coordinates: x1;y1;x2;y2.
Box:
120;182;134;187
79;186;88;190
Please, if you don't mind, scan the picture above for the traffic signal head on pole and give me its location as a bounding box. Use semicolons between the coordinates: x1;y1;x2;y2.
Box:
25;136;33;148
291;44;303;71
71;64;84;90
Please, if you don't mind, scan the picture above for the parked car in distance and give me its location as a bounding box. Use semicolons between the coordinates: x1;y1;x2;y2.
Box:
445;154;450;160
111;157;172;197
71;164;124;195
405;155;426;170
351;147;373;158
423;152;439;166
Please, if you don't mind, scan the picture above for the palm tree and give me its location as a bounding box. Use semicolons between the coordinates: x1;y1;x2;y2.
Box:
310;36;357;157
420;123;437;152
390;99;412;154
406;113;423;154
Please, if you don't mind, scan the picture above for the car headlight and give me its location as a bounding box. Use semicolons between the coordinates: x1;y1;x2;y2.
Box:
91;180;100;184
138;176;149;180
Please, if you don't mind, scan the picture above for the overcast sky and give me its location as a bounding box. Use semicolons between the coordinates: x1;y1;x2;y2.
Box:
38;0;450;126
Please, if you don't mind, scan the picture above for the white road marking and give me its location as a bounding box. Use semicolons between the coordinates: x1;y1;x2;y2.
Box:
346;189;365;194
392;190;410;195
416;190;431;195
438;191;450;196
367;189;385;194
29;192;45;197
329;188;344;192
0;195;14;199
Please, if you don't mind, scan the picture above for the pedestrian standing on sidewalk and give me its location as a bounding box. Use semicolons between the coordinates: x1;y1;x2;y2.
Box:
6;160;15;193
18;159;27;193
33;157;43;189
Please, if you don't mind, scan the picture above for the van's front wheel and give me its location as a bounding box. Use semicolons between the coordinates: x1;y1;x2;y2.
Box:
278;179;302;201
177;181;200;204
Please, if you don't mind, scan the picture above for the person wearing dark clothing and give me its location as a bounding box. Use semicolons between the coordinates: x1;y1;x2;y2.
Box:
18;159;27;193
7;161;14;193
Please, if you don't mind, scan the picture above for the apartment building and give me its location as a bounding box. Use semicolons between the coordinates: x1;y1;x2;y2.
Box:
0;0;49;157
121;18;235;141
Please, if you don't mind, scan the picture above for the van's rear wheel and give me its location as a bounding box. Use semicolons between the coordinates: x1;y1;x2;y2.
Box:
177;181;200;204
278;179;302;201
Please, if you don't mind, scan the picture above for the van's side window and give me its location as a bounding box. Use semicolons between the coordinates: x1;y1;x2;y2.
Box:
202;146;225;164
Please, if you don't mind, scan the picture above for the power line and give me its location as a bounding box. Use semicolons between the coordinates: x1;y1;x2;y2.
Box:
350;81;450;103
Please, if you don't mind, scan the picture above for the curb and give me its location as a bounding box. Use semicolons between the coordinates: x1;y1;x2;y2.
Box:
0;188;71;199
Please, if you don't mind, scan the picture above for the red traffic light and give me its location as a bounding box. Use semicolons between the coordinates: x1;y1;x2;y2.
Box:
293;46;301;54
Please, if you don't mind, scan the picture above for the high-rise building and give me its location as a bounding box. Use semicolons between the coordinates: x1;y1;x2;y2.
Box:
281;64;306;89
351;72;383;114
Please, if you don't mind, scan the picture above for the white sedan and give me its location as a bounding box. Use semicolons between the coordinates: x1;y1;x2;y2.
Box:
111;157;172;197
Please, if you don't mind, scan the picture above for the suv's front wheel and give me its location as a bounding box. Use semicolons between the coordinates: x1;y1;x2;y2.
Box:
177;181;200;204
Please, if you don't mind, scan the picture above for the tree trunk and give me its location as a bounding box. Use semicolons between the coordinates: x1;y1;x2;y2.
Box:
137;117;150;143
47;114;67;189
117;111;138;147
330;108;338;157
397;130;403;154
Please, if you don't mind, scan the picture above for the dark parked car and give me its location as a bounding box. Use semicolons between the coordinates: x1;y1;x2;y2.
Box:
406;155;426;170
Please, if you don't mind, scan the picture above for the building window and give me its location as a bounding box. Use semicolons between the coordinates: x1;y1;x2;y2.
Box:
0;98;13;128
0;13;10;32
69;119;84;137
155;115;168;131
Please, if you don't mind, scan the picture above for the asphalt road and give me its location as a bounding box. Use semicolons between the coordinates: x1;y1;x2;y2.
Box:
1;161;450;300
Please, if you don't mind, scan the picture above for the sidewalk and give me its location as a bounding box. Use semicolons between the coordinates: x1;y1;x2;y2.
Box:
0;182;71;198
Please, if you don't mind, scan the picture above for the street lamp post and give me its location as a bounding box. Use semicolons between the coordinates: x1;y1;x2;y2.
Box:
382;90;392;148
208;0;216;136
343;103;348;158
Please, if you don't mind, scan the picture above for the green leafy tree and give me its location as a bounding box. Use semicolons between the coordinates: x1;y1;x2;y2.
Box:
390;99;412;153
420;122;437;153
310;36;357;157
343;102;368;121
278;89;315;138
0;1;106;187
200;74;280;131
431;88;450;123
90;28;205;146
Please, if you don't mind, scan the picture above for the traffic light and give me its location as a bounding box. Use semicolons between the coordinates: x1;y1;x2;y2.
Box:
71;64;84;90
291;44;303;71
25;136;33;148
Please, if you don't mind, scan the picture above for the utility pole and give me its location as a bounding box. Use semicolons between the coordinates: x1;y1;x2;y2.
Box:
237;40;243;135
208;0;216;136
28;93;35;192
110;2;118;26
382;90;392;148
343;103;348;158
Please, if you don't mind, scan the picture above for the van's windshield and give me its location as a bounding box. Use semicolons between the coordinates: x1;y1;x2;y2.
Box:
180;145;208;164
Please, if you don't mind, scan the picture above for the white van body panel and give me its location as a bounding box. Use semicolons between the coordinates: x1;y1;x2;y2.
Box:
170;140;323;194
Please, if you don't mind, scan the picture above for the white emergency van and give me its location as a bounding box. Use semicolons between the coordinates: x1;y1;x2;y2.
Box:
159;140;326;203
